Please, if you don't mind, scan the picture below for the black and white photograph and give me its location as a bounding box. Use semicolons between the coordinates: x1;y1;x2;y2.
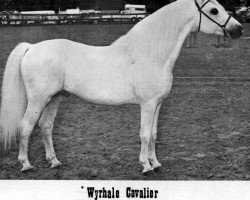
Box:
0;0;249;199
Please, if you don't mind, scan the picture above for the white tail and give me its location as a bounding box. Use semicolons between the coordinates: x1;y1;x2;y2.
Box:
0;43;30;148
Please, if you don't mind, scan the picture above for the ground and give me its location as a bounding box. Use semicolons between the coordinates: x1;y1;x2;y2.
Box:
0;23;249;180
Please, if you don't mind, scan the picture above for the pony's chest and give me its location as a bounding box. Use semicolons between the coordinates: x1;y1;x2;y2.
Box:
134;69;173;101
155;72;173;97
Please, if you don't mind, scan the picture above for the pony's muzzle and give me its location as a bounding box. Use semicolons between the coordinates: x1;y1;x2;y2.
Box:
227;25;244;39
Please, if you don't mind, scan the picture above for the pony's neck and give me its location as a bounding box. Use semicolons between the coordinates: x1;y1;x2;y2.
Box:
113;0;196;68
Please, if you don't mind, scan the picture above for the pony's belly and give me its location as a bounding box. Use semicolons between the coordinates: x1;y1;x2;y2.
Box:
65;81;137;105
63;61;137;105
71;89;137;105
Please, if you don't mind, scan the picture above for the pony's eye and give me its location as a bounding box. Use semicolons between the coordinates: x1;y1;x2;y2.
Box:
210;8;219;15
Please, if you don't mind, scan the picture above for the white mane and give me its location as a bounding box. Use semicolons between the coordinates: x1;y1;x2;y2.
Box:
112;0;195;64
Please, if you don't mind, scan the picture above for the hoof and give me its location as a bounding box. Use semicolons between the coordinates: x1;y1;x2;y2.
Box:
51;161;62;169
152;162;162;170
153;166;161;173
21;165;34;172
142;166;154;174
142;169;154;176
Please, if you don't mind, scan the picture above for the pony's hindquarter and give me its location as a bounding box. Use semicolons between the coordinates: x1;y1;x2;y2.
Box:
0;43;30;148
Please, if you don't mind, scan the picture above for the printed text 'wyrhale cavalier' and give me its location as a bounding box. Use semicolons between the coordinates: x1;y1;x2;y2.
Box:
86;187;159;199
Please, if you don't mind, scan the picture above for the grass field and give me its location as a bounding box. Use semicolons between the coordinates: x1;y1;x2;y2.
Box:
0;23;250;180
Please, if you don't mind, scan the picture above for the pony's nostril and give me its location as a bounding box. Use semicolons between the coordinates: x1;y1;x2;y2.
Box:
239;25;244;32
228;25;244;39
238;25;244;35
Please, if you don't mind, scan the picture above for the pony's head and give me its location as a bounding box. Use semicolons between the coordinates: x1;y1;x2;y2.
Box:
193;0;243;39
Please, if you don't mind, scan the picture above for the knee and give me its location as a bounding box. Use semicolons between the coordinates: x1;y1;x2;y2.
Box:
140;131;151;144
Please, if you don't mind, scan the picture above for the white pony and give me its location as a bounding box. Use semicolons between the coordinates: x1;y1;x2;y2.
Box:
0;0;243;173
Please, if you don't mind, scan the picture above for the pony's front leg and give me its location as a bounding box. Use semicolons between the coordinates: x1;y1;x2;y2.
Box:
149;103;162;170
139;101;157;174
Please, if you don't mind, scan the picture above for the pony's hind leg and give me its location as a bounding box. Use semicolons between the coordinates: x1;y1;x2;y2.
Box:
39;96;62;168
18;56;63;171
18;99;50;171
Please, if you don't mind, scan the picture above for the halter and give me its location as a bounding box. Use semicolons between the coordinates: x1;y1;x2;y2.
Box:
194;0;231;36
